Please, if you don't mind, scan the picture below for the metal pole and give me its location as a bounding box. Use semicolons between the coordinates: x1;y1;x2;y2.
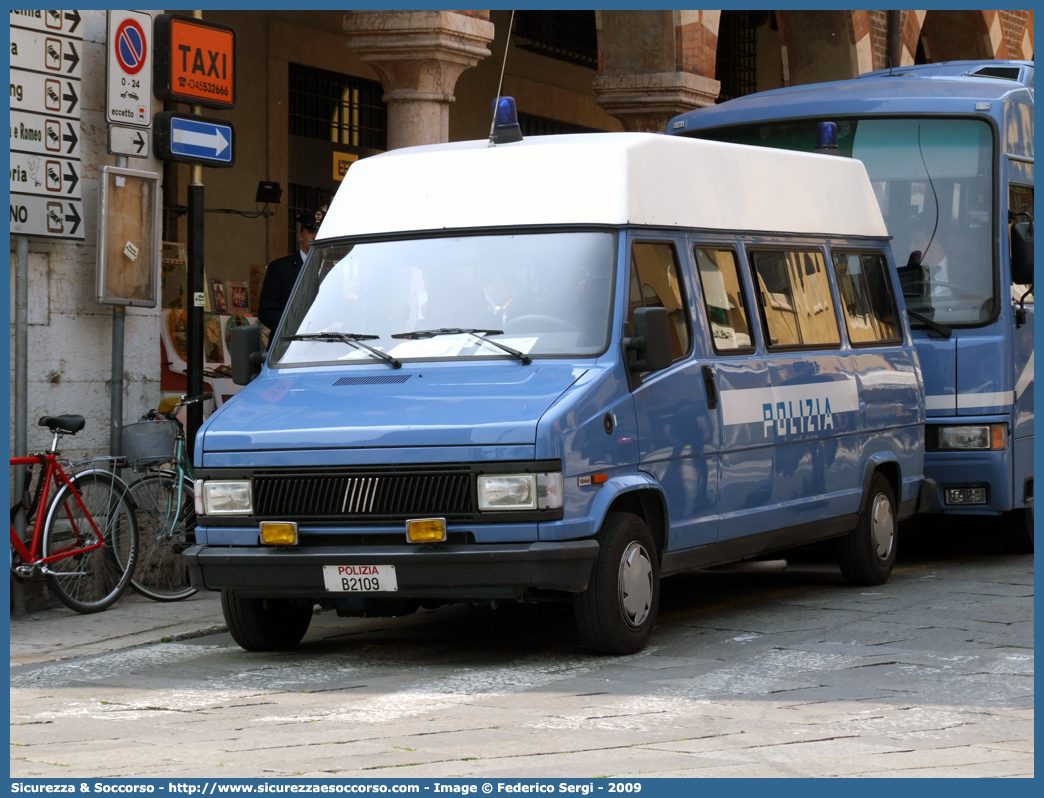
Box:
12;235;29;616
887;10;902;70
184;9;206;459
110;155;128;458
186;163;204;458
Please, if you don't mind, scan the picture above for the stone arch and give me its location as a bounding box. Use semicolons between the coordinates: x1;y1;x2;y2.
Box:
912;10;996;64
776;10;859;86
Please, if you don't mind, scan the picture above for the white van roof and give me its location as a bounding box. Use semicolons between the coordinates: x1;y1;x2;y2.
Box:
319;132;888;240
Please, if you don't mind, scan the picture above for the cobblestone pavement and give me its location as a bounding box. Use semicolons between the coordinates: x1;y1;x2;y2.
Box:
10;526;1034;778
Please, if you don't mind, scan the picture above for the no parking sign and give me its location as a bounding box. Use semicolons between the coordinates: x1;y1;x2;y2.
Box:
106;10;152;126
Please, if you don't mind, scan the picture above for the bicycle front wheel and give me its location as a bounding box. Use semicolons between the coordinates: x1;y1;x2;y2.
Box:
42;470;138;613
127;472;198;601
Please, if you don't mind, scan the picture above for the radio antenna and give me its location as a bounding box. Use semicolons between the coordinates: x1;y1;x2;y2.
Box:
488;10;516;147
917;125;940;261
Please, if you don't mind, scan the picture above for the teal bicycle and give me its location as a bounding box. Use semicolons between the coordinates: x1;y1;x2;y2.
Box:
123;392;211;601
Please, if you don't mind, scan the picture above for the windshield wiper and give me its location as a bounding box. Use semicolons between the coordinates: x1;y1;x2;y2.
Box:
281;332;401;369
906;309;952;339
391;328;531;365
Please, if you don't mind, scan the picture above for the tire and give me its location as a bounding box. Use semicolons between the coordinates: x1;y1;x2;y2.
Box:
838;473;897;586
573;512;659;655
127;472;198;601
221;589;313;651
42;470;138;614
999;507;1034;555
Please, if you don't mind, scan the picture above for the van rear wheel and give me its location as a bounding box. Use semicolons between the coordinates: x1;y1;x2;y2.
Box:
574;512;659;655
221;590;313;651
838;474;897;586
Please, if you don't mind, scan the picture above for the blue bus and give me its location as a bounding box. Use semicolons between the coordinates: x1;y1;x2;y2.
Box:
669;60;1034;553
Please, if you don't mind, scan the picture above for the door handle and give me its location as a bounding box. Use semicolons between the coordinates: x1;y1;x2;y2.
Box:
702;365;719;410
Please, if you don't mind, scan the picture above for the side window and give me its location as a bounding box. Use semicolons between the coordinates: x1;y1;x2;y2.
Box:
694;247;753;353
831;252;902;345
1010;184;1034;304
629;242;691;361
750;250;840;349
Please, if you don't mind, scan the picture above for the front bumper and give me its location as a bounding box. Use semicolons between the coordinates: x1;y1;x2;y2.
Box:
183;540;600;600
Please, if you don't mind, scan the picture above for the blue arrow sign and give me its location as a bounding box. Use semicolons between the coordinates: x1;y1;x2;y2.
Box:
169;116;233;164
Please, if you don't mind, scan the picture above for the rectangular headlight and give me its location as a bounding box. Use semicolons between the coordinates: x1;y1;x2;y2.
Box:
478;474;537;511
202;480;253;515
477;472;564;511
936;425;1007;451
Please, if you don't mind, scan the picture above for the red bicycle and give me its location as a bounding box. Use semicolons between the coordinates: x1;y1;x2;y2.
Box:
10;415;138;613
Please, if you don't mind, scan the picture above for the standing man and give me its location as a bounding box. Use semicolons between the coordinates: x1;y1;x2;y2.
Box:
258;207;325;333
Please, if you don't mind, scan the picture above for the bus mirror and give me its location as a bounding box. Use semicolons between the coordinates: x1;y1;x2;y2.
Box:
231;325;263;385
626;307;673;373
1011;220;1033;285
897;251;928;300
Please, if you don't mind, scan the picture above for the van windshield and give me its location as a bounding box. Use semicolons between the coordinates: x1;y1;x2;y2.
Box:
271;231;616;366
697;117;995;327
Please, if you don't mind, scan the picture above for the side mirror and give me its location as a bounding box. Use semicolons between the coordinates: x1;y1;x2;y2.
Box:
625;306;673;373
1011;220;1034;285
230;324;264;385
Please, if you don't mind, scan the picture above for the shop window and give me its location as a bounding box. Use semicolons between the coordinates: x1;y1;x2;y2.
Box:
750;250;840;349
518;113;599;137
831;252;902;345
695;247;754;352
715;11;762;103
289;63;386;150
629;242;691;361
287;184;334;255
513;11;598;68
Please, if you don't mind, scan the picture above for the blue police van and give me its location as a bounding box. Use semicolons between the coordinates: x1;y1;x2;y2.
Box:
668;60;1034;554
186;113;933;654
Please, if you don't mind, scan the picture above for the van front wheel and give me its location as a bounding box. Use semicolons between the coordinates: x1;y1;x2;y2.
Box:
838;474;897;586
221;590;313;651
574;512;659;655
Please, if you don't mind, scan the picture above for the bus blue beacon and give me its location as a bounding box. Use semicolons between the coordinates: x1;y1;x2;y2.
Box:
187;105;933;654
669;60;1034;554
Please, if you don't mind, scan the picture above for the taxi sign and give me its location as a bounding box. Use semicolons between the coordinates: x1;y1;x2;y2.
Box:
153;14;235;109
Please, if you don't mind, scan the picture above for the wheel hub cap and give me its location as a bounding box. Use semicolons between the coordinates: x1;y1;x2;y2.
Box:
871;494;894;560
619;541;653;628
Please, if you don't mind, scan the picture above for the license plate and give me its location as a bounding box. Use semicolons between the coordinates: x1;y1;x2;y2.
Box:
322;564;398;593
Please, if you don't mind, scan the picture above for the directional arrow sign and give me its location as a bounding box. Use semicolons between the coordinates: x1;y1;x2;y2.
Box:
9;195;84;240
9;151;81;199
154;112;235;167
10;27;83;79
9;71;79;119
108;124;150;159
9;111;81;158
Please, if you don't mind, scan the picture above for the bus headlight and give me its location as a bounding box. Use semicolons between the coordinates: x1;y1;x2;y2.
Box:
202;480;253;515
936;424;1007;451
477;472;563;511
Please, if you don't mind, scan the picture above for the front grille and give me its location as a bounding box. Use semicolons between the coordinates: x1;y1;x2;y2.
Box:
254;467;473;520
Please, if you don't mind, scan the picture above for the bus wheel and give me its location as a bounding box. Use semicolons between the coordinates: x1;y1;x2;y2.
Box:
1000;507;1034;555
838;474;897;586
574;512;659;655
221;590;313;651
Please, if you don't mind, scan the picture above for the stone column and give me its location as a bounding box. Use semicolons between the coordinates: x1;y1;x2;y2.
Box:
344;11;495;150
593;10;720;134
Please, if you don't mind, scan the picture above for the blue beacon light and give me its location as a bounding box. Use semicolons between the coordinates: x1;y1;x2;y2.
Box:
491;96;523;144
815;121;839;155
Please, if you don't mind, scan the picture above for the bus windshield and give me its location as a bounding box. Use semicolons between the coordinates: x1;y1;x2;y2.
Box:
271;231;616;367
703;117;995;327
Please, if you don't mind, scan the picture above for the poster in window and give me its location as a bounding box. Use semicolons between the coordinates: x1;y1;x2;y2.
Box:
228;280;249;310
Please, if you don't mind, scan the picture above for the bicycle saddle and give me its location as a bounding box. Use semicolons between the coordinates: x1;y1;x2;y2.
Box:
38;415;85;434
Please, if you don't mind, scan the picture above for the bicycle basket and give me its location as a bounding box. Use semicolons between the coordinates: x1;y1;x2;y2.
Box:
122;419;177;470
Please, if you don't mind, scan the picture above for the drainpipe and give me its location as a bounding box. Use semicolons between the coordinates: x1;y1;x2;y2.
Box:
888;10;902;69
